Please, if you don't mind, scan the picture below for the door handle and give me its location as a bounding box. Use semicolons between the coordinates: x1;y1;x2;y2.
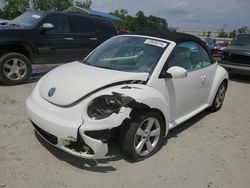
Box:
64;37;74;41
89;37;98;41
200;75;206;82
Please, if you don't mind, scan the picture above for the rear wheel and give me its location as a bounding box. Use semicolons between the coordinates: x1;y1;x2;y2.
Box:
209;81;227;112
0;52;32;85
120;111;165;162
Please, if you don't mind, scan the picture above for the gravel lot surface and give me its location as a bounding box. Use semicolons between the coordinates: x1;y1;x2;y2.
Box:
0;68;250;188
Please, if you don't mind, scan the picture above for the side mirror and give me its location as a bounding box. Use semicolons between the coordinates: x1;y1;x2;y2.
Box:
166;66;187;79
40;23;55;32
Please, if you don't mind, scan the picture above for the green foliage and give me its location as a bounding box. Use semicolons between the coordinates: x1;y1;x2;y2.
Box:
75;0;92;9
32;0;73;11
229;30;237;38
3;0;29;19
111;9;168;32
237;26;250;34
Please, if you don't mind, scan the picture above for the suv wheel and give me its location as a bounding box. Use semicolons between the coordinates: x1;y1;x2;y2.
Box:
0;53;32;85
120;111;165;162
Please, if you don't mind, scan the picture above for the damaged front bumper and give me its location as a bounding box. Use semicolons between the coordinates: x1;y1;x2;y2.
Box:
26;89;131;159
31;121;110;159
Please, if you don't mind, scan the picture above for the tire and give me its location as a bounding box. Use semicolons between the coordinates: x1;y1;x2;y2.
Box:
0;52;32;85
209;81;227;112
120;110;165;162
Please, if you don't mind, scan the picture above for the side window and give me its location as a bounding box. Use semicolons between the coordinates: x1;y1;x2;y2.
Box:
167;42;203;71
96;20;115;34
199;46;213;67
73;16;94;33
44;15;70;33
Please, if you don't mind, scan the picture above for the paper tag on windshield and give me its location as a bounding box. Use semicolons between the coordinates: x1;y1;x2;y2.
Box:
32;15;41;19
144;39;168;48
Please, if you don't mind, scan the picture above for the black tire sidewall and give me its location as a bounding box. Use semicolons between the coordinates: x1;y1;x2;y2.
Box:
120;110;165;162
0;52;32;85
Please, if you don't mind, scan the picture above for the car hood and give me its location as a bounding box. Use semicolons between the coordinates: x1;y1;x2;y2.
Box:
39;62;149;106
224;46;250;56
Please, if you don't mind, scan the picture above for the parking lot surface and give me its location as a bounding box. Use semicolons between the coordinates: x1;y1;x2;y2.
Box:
0;71;250;188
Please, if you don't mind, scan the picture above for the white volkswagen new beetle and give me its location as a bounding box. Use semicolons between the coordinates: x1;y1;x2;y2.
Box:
26;32;228;161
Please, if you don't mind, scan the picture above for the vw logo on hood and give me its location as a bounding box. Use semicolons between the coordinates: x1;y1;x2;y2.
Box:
48;87;56;97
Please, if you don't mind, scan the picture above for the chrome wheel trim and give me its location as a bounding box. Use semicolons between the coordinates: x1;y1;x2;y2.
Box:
134;117;161;156
3;58;27;81
215;84;226;108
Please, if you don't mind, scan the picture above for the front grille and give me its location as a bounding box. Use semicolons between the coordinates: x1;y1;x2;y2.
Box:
32;123;58;145
223;53;250;66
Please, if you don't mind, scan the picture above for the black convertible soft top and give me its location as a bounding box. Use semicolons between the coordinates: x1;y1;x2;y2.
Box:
134;31;215;62
134;31;206;48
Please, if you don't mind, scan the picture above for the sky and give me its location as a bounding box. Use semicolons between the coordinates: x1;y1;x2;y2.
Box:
91;0;250;30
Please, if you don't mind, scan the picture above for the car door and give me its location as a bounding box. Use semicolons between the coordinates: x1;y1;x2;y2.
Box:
198;45;217;104
71;16;98;60
164;42;207;120
35;14;77;64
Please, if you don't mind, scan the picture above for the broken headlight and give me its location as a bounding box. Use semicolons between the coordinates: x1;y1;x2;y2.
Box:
87;93;134;120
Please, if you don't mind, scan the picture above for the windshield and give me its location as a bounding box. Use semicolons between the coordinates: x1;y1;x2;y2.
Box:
230;35;250;46
9;12;44;28
84;36;168;74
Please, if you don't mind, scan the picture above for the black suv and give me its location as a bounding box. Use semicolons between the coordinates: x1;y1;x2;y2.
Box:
220;34;250;75
0;11;117;85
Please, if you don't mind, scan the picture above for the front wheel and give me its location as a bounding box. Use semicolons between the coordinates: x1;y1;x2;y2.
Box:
120;111;165;162
0;52;32;85
209;81;227;112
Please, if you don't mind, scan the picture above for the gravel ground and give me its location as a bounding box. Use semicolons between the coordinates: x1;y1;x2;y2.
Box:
0;69;250;188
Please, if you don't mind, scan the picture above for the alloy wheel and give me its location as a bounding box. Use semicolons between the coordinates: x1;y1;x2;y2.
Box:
3;58;28;81
134;117;161;156
215;84;226;108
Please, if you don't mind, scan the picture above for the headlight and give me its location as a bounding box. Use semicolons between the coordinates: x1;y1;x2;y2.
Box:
87;92;134;120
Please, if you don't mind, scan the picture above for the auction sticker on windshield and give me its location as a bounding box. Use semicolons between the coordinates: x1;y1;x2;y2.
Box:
144;39;168;48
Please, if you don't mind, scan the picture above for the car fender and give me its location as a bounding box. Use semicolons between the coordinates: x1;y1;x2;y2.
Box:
207;65;229;106
85;84;170;136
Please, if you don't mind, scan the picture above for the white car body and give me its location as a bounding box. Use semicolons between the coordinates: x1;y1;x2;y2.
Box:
26;33;228;160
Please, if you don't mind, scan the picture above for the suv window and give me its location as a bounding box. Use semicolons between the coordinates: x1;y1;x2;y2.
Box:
94;19;116;34
73;16;94;33
230;34;250;46
167;42;203;71
43;15;70;33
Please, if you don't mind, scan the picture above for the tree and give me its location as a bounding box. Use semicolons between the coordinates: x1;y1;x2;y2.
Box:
3;0;29;19
218;24;227;37
32;0;73;11
207;31;211;37
111;9;168;32
75;0;92;9
229;30;237;38
237;26;250;34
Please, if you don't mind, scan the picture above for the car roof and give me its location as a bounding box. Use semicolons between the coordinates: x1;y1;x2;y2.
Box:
133;31;215;62
27;10;112;22
134;31;208;49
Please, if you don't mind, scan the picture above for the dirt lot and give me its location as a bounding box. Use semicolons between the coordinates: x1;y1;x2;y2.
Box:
0;70;250;188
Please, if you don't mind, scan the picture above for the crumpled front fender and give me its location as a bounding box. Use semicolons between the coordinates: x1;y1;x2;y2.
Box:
80;84;170;135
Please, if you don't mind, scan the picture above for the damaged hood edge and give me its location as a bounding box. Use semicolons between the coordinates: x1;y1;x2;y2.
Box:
39;62;149;106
